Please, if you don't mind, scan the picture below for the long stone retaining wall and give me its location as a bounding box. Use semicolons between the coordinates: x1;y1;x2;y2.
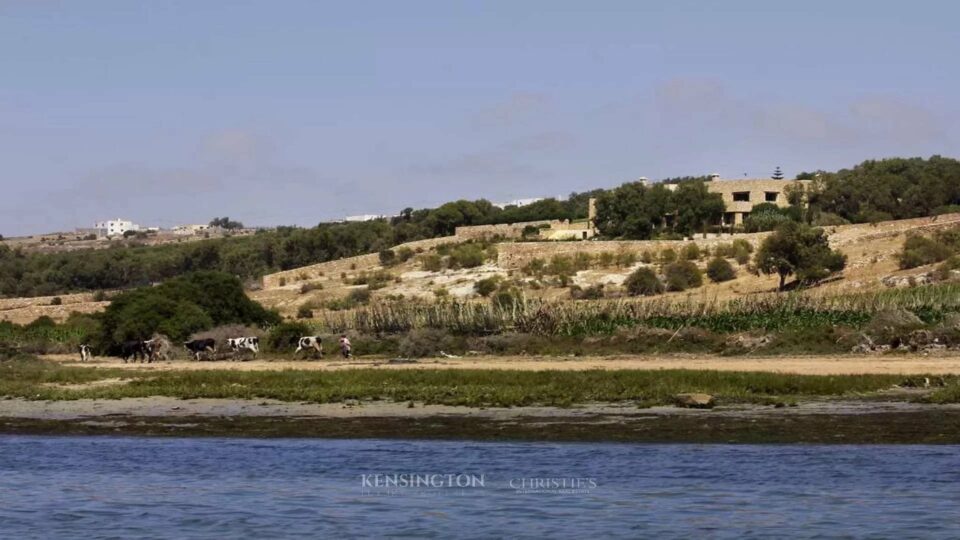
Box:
496;234;770;270
454;220;558;240
261;235;458;288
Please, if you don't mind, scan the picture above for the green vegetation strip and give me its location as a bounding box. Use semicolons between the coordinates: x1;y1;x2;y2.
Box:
0;357;914;407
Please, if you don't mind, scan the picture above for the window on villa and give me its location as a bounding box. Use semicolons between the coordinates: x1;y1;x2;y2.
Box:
765;192;779;202
732;192;750;202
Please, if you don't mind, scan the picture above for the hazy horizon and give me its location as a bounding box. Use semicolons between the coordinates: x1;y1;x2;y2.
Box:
2;1;958;236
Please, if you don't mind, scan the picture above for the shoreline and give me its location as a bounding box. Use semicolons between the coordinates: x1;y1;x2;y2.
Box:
39;351;960;375
4;397;960;443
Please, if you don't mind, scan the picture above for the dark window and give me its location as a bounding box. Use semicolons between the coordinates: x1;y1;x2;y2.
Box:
733;192;750;202
765;191;779;202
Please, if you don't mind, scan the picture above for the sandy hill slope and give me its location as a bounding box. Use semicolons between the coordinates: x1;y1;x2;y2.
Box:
2;213;957;325
251;214;960;319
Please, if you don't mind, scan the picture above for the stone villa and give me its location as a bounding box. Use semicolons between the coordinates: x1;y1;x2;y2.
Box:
695;176;812;227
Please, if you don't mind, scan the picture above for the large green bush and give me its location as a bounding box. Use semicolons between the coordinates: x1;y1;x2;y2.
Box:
706;257;736;283
897;235;956;269
266;321;313;352
664;261;703;291
96;271;280;350
625;267;664;296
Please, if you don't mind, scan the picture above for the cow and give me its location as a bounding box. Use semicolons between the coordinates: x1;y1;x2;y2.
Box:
119;339;161;363
142;339;163;363
119;340;148;363
78;344;92;362
184;338;217;361
227;337;260;360
295;336;323;358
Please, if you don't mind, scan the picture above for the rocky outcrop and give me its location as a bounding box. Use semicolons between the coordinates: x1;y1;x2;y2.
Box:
675;393;716;409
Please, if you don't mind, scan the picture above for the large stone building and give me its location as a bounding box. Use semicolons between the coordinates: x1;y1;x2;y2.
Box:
667;177;811;226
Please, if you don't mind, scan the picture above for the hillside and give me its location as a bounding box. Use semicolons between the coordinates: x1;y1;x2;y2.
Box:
250;213;960;319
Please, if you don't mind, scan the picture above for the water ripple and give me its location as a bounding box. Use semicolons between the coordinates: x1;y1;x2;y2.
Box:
2;437;960;538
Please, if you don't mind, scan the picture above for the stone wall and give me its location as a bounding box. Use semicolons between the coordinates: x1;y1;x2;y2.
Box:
261;235;458;288
455;220;559;241
497;234;770;270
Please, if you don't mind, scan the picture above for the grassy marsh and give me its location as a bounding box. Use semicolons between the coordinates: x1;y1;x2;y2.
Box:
0;356;912;407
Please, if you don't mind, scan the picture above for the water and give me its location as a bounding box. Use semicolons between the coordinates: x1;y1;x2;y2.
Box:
1;437;959;539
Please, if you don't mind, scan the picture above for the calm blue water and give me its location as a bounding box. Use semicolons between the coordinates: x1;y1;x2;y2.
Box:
1;437;959;539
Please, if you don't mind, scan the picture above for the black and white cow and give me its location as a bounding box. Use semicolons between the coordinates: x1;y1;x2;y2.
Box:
119;339;160;363
227;337;260;359
78;344;92;362
184;338;217;361
295;336;323;358
142;339;162;363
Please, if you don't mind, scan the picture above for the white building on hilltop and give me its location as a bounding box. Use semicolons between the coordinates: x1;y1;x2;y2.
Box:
343;214;388;222
94;218;141;237
492;197;544;209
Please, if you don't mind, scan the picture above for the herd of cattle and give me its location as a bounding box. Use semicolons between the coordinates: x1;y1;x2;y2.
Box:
78;335;328;363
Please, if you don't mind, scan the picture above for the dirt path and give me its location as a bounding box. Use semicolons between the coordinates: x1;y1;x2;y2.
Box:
43;352;960;375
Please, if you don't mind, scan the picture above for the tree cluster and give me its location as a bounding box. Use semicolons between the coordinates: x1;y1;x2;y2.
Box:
808;156;960;223
95;271;280;352
595;180;724;239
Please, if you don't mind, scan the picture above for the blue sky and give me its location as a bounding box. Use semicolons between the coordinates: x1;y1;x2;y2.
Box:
1;0;958;235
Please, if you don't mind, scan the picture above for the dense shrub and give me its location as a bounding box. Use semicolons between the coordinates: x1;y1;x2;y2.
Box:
419;253;443;272
522;258;547;276
299;282;323;294
934;256;960;281
350;270;392;290
474;276;501;297
714;239;753;263
447;244;487;269
398;328;464;357
491;285;523;309
265;321;312;352
681;243;700;260
659;249;677;265
378;249;396;266
744;208;793;233
624;267;663;296
95;271;280;350
569;284;604;300
395;247;415;263
898;235;956;269
664;261;703;291
706;257;736;283
616;251;638;268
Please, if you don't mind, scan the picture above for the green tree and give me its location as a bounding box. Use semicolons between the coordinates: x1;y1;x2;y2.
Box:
772;166;784;180
595;182;676;239
754;222;847;290
672;181;725;237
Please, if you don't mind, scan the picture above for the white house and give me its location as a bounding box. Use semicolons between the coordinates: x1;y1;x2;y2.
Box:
343;214;388;222
492;197;544;209
94;218;141;237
